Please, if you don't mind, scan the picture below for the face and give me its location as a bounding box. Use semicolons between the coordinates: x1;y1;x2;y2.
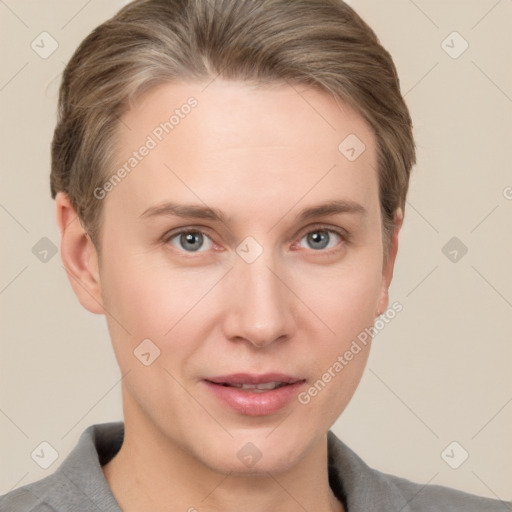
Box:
79;79;398;474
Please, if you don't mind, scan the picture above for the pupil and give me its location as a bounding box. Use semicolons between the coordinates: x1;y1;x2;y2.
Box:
182;232;203;251
308;231;329;250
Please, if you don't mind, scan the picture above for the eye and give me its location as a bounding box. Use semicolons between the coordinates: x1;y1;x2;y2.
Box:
163;225;347;255
166;230;214;253
296;226;345;252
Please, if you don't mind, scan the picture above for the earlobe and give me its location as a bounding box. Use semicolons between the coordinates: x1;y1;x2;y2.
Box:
55;192;105;315
377;208;403;316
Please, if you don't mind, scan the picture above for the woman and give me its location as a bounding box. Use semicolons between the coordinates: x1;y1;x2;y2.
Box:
1;1;508;510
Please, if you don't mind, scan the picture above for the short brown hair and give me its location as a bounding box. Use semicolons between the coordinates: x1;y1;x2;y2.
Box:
50;0;415;256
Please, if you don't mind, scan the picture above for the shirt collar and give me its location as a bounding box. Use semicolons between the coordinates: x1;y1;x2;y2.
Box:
40;422;409;512
327;430;412;511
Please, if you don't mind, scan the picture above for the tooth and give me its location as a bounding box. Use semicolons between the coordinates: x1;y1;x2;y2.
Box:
257;382;279;390
239;382;281;390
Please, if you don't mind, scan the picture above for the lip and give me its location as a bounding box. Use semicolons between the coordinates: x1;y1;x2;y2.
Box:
203;373;306;416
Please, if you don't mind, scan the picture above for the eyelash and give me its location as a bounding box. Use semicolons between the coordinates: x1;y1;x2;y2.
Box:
162;223;350;256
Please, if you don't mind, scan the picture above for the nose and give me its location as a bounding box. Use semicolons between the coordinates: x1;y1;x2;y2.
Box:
222;250;296;349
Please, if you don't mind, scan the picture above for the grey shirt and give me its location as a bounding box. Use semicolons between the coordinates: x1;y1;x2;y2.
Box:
0;421;509;511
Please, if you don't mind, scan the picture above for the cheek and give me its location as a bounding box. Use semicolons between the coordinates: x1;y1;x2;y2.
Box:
98;250;169;357
299;273;378;422
99;249;224;347
295;255;381;405
301;256;383;339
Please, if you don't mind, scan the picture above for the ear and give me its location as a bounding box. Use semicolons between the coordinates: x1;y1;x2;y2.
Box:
376;208;403;316
55;192;104;314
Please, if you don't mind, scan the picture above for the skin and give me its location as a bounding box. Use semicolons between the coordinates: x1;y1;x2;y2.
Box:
56;79;402;512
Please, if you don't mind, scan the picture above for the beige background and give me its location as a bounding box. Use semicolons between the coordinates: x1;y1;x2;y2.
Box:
1;0;511;502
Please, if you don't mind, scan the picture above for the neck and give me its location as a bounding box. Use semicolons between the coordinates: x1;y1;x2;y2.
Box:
102;404;344;512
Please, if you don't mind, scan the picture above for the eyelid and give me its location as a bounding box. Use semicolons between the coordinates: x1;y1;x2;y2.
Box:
296;222;350;241
163;225;213;237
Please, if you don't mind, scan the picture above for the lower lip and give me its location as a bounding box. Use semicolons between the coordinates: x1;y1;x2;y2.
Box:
203;380;306;416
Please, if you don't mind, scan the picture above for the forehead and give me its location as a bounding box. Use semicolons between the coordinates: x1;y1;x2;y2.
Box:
105;79;379;224
121;79;374;153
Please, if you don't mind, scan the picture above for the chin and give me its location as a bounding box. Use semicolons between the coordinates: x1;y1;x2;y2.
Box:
206;451;300;476
196;428;316;476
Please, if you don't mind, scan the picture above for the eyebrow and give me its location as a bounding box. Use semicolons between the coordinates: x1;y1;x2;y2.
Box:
139;199;367;223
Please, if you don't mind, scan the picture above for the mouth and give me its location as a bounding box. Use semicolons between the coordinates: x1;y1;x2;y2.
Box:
203;373;306;415
207;381;295;392
205;373;305;390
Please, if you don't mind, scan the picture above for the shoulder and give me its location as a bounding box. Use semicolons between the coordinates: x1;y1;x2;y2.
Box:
327;430;511;511
0;466;98;511
0;473;62;511
0;422;124;512
378;470;511;511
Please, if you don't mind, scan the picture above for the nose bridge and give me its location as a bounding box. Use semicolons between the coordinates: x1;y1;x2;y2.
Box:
223;246;293;347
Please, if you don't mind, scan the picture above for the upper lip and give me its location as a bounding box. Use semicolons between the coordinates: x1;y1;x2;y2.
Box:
205;373;305;385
